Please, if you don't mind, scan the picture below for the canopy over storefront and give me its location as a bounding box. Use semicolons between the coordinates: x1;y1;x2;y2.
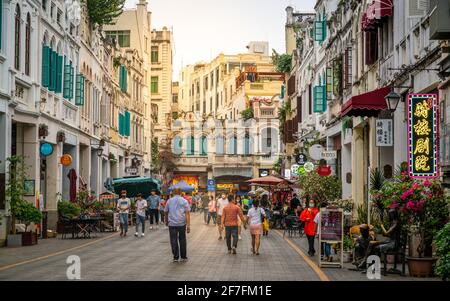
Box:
110;176;160;198
341;86;390;117
362;0;393;31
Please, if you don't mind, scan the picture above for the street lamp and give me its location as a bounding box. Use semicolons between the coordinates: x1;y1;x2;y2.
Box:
96;146;104;157
385;90;402;113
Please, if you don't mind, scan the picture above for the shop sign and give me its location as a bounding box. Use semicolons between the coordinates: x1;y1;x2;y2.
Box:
60;154;73;166
317;165;332;177
319;208;344;268
309;145;324;161
291;164;300;176
320;151;337;160
376;119;393;147
40;143;54;157
295;153;307;165
298;166;306;175
125;167;138;174
407;94;439;178
259;169;270;177
284;169;291;180
304;162;315;173
207;179;216;192
216;184;234;191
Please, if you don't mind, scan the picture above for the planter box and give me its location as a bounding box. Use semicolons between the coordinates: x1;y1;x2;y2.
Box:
21;232;38;246
407;257;437;277
343;251;353;263
7;234;22;247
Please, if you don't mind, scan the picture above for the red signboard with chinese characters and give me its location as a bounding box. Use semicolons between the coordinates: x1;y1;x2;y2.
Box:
407;94;439;179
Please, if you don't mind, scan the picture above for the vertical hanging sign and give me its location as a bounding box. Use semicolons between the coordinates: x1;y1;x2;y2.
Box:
407;94;439;179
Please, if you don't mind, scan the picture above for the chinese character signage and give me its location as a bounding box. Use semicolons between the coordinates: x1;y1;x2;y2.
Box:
376;119;393;147
408;94;439;178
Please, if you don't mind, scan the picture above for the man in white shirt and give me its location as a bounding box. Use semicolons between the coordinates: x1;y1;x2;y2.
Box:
117;190;131;237
216;193;229;240
135;193;147;237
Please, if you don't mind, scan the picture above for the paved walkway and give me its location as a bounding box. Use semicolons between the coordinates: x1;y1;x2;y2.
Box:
0;212;441;281
0;213;321;281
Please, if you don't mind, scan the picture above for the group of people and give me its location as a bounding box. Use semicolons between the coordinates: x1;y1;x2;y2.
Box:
116;190;166;238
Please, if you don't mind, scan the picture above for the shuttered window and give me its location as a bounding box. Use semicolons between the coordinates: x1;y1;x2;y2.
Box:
124;111;131;136
41;45;51;87
200;136;207;156
297;96;302;123
119;65;127;92
187;136;195;156
365;31;378;65
56;55;63;93
75;74;85;106
326;67;333;100
313;85;327;113
63;59;72;99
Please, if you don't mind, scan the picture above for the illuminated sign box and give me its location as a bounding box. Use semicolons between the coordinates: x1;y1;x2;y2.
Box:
407;94;439;179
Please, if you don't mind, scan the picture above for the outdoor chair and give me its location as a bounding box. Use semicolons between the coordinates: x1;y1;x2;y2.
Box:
59;217;75;239
283;215;302;238
380;238;407;276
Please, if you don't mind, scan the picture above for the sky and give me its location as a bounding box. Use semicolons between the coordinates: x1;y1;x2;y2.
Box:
124;0;316;80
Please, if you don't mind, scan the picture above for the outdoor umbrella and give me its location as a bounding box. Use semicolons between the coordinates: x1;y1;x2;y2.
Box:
168;180;195;192
246;175;286;186
112;177;160;198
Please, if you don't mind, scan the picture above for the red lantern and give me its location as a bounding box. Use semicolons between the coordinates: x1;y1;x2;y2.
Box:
317;165;332;177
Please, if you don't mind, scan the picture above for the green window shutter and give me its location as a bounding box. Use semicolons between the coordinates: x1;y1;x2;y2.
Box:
69;65;74;99
314;21;324;42
326;67;333;100
63;61;71;99
323;20;327;41
119;65;123;91
200;137;207;156
56;55;63;93
75;74;85;106
124;111;131;136
123;67;127;93
322;86;327;112
41;45;51;87
118;113;123;135
281;84;285;99
313;86;326;113
49;50;57;91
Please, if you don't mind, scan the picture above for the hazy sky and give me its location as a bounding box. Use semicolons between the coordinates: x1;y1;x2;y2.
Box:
124;0;315;80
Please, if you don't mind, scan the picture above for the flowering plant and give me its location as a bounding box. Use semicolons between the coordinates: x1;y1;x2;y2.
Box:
372;172;449;257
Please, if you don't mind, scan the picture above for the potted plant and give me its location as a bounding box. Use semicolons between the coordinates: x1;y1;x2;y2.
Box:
57;130;66;143
434;222;450;281
16;201;42;246
39;124;49;138
380;174;449;277
108;152;117;163
6;156;28;247
342;235;353;263
57;200;81;233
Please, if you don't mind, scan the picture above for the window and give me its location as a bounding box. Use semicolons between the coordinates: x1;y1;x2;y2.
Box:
344;47;352;88
216;136;224;155
119;65;127;92
50;3;55;19
187;136;195;156
151;46;158;63
151;76;158;93
228;135;237;155
173;136;183;155
57;9;62;25
151;104;158;123
42;0;47;11
365;30;378;65
105;31;130;47
75;73;85;106
200;136;207;156
25;14;31;75
14;5;21;70
244;133;251;155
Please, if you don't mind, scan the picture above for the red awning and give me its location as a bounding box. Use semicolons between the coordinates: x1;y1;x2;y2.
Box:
341;86;391;118
362;0;393;31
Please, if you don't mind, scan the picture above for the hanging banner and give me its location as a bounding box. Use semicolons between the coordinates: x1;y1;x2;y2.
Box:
407;94;439;179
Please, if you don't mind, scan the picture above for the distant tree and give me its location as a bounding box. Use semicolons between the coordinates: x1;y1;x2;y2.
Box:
272;50;292;73
85;0;125;27
298;172;342;207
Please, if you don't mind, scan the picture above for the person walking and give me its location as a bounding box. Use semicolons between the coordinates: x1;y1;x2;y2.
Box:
314;211;332;262
300;199;319;256
207;195;217;225
147;190;161;230
134;193;147;237
117;190;131;237
222;195;246;254
246;199;265;255
242;195;250;215
235;196;243;240
159;195;167;229
201;192;210;224
164;188;191;262
216;193;229;240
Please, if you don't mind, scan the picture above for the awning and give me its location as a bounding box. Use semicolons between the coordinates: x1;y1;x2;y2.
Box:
362;0;393;31
341;86;391;117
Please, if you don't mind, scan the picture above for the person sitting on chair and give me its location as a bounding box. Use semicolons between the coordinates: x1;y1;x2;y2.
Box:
352;224;373;269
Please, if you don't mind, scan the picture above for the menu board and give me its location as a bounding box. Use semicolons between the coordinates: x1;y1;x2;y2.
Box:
320;208;343;242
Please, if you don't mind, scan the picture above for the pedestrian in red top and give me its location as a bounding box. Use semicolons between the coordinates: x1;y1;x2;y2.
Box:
300;199;319;256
